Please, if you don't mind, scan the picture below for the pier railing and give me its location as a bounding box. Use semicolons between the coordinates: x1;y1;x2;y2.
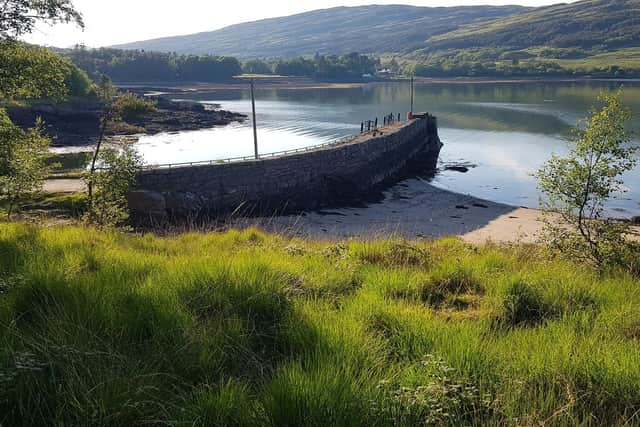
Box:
141;113;407;171
140;135;357;170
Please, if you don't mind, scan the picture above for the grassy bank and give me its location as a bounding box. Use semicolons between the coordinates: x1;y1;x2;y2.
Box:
1;223;639;426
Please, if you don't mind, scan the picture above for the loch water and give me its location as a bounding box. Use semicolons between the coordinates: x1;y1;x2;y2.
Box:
136;81;640;217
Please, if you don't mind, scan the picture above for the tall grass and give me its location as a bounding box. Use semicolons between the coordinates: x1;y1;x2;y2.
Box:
0;224;639;425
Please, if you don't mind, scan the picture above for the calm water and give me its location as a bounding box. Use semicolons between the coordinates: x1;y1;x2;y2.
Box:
136;81;640;217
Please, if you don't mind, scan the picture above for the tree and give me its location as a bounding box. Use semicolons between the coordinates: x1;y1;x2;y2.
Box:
112;92;156;121
86;78;153;224
84;145;141;228
0;0;84;219
0;41;77;100
535;89;638;269
0;0;83;39
0;109;51;218
243;59;273;75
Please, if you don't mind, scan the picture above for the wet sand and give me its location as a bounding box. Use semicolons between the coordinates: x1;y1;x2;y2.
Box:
234;178;548;244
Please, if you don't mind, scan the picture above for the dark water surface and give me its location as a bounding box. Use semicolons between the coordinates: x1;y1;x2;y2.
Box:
136;81;640;216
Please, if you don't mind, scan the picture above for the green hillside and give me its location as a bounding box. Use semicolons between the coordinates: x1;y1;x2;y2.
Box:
426;0;640;52
111;0;640;77
113;5;528;59
400;0;640;78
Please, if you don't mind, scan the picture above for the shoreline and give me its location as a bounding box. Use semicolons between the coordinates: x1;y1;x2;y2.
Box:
117;77;640;93
44;175;639;244
232;178;640;244
7;97;246;148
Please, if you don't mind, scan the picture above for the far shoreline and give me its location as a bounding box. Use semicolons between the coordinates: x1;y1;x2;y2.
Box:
117;77;640;93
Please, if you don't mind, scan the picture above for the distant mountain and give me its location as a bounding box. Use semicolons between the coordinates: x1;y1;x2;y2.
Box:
112;5;529;59
426;0;640;52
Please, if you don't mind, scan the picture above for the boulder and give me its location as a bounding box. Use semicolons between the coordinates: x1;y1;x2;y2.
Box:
127;191;166;215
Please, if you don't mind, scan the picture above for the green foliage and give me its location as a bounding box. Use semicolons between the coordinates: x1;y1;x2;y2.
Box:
83;146;141;228
495;279;599;328
535;89;639;270
45;151;92;172
0;109;51;218
66;47;242;82
0;0;83;39
411;48;640;79
374;355;492;425
0;41;74;101
427;0;640;53
84;79;152;229
274;53;380;80
66;48;381;83
0;227;639;425
62;64;94;99
112;92;156;121
243;59;273;75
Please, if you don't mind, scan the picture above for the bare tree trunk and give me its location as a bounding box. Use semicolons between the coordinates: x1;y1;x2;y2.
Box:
88;113;109;202
6;194;15;219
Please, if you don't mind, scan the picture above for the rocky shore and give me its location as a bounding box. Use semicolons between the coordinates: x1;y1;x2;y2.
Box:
6;96;246;147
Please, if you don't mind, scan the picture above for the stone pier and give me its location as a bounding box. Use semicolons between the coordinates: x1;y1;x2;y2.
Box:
129;114;442;218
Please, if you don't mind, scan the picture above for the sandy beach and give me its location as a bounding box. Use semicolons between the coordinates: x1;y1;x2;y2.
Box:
46;175;639;243
234;178;549;244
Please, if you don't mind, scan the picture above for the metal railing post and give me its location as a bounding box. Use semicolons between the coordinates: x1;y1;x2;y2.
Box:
251;79;259;160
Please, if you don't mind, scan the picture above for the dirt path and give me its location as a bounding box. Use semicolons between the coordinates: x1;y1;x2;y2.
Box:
43;179;85;193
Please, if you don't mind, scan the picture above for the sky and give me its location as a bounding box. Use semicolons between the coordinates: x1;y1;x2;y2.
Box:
24;0;580;48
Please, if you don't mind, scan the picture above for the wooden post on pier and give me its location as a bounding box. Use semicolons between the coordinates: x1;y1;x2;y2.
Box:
250;79;259;160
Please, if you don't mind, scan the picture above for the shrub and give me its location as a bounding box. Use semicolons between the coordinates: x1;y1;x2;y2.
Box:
495;280;599;328
499;281;553;327
0;110;51;218
112;92;156;121
535;90;638;271
373;355;493;425
84;145;141;228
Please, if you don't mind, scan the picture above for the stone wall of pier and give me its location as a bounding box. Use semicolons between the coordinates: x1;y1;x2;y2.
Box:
130;115;442;218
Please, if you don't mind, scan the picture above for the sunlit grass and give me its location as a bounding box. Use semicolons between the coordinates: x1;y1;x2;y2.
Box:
0;223;639;425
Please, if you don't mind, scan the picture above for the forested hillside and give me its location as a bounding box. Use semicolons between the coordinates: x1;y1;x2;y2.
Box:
109;0;640;78
113;5;528;58
61;48;381;82
426;0;640;52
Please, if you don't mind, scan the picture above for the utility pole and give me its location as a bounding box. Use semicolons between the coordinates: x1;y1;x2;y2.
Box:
410;75;414;115
250;79;258;159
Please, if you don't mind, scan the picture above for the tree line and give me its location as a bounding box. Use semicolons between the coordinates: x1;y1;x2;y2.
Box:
269;53;380;80
60;45;640;83
65;47;381;82
66;47;243;82
412;59;640;78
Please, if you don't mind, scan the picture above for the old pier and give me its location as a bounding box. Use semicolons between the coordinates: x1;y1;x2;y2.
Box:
129;114;442;218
